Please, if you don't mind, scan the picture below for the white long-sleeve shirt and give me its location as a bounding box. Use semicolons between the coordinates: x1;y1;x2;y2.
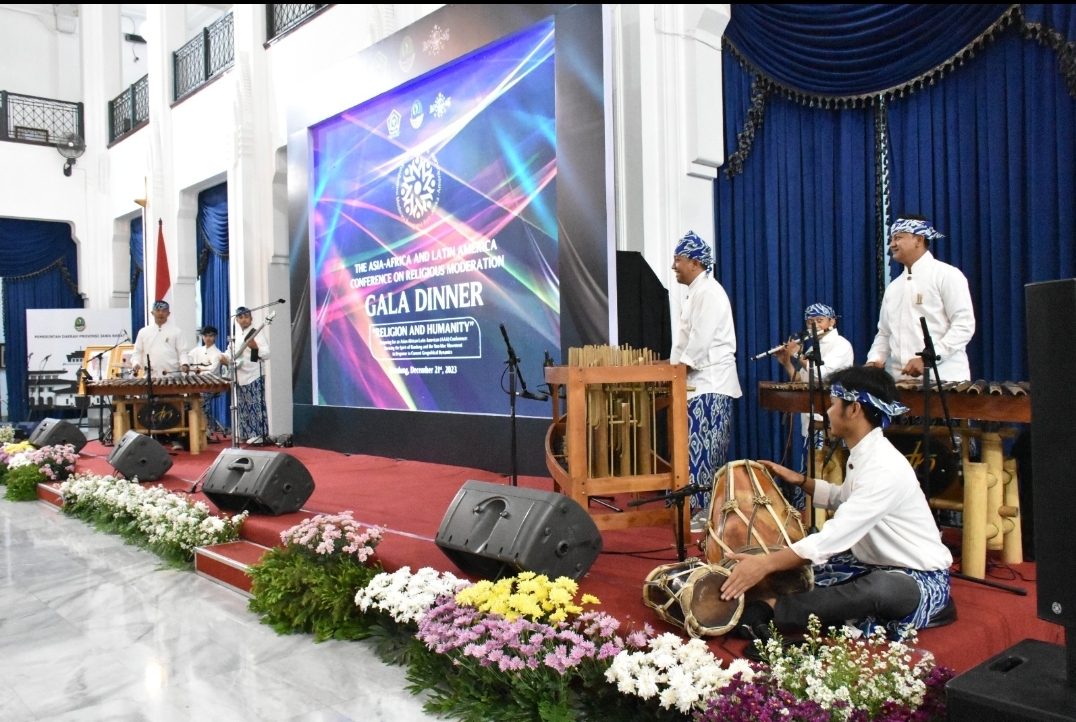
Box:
671;272;742;399
791;428;952;571
866;252;975;382
188;344;224;374
227;324;270;387
130;321;191;375
795;328;855;436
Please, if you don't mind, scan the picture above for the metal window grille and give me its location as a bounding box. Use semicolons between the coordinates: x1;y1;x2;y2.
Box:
267;4;329;41
173;12;235;102
0;91;84;146
107;74;149;145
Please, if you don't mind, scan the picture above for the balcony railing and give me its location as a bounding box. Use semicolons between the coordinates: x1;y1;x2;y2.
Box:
108;75;149;145
0;91;84;146
266;4;330;42
173;12;235;102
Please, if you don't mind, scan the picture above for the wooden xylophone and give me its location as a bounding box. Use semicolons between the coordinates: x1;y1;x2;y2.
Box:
758;379;1030;423
86;373;230;397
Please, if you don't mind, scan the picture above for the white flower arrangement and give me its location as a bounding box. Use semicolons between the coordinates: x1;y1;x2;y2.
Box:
356;566;469;624
59;472;247;553
605;632;756;714
760;616;934;719
0;426;15;444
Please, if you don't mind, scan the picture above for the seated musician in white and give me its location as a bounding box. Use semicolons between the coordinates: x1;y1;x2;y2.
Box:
131;300;191;376
188;325;225;440
720;365;952;639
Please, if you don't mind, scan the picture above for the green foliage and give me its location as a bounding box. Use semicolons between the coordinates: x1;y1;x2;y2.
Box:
248;546;382;642
4;465;45;501
62;490;192;568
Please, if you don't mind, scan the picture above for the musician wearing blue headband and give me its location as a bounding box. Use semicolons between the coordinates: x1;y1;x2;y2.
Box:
866;214;975;381
720;366;952;640
669;231;742;532
130;300;191;377
222;306;271;444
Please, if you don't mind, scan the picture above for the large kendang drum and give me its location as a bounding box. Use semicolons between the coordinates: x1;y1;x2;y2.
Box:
703;459;807;560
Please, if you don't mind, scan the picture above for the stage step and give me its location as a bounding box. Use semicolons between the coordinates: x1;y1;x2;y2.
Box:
36;482;63;509
194;540;271;597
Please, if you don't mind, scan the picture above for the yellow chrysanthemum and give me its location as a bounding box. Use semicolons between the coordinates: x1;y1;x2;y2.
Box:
581;593;600;605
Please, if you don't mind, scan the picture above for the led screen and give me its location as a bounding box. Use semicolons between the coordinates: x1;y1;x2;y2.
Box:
310;19;556;416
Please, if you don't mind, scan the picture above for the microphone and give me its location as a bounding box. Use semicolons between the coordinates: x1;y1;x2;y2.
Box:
521;389;549;401
42;354;51;363
277;298;285;304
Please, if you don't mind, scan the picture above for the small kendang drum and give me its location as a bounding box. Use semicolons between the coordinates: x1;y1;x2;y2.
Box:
643;557;743;638
703;459;807;561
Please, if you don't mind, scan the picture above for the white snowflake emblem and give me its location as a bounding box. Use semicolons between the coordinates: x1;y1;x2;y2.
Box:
430;93;452;119
423;25;450;55
396;154;442;226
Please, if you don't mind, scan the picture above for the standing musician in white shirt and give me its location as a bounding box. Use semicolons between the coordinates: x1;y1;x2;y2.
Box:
866;215;975;382
188;325;225;438
222;306;270;444
720;365;952;639
774;302;855;508
669;231;743;531
131;300;191;376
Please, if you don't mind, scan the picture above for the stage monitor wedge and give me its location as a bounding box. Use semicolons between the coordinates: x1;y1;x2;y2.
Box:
107;430;173;482
28;418;87;452
435;480;602;581
202;449;315;516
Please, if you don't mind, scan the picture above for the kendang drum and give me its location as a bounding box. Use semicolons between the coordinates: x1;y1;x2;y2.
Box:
703;459;807;561
643;558;743;638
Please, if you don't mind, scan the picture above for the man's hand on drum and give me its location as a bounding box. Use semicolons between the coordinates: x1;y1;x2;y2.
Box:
757;460;804;487
720;547;808;602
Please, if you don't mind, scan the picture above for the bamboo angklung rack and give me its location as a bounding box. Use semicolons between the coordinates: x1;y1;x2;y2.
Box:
544;345;690;537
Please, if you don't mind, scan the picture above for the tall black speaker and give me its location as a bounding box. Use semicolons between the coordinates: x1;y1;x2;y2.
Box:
107;431;173;482
948;279;1076;720
28;418;87;452
435;480;603;581
202;449;315;516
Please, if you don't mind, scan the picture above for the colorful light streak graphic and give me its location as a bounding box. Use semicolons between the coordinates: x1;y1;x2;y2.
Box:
310;20;557;415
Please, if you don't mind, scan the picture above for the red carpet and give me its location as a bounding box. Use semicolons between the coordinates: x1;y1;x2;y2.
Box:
74;440;1063;673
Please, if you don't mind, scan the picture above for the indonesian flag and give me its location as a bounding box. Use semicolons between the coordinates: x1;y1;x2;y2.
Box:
154;219;172;303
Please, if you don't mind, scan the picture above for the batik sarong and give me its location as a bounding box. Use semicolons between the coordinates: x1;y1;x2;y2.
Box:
687;392;733;513
236;376;268;442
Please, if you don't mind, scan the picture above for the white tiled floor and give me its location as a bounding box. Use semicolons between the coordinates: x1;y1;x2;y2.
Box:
0;499;435;721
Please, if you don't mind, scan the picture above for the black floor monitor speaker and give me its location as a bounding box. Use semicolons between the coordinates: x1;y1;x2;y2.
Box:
435;480;603;581
202;449;315;516
28;418;87;453
107;430;173;482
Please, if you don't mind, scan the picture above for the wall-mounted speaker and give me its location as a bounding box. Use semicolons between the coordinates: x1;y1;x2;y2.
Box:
28;418;87;452
202;449;315;516
435;480;603;581
107;430;173;482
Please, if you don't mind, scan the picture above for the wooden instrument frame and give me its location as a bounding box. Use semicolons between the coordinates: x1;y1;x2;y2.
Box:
544;363;690;539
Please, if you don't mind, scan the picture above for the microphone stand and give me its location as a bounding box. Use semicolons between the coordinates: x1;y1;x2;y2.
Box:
88;333;130;445
802;325;826;533
24;352;33;424
628;483;707;562
918;317;1024;596
499;324;547;487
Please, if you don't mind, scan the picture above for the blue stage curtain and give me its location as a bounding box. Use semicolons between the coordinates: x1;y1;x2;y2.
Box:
887;27;1076;383
0;219;83;422
130;216;145;334
196;182;230;429
724;4;1013;96
713;55;878;462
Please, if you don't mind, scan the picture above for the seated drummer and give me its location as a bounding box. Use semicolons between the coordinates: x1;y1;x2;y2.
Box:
773;303;855;509
720;365;952;638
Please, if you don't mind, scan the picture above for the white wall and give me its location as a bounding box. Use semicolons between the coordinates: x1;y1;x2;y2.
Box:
0;5;82;101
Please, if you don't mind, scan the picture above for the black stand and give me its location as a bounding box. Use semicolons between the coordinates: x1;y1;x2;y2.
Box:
627;483;706;562
918;317;1025;597
802;325;828;534
86;334;129;445
498;324;546;486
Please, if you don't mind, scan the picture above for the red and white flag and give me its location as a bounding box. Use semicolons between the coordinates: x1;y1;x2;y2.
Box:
154;219;172;304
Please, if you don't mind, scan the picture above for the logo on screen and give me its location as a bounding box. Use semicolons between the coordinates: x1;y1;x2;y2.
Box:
74;316;86;332
387;110;401;139
409;100;424;129
430;93;451;119
399;36;415;72
396;154;442;226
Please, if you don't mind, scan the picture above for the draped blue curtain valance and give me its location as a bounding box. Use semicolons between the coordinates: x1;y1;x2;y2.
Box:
0;218;83;422
130;216;145;334
196;182;230;429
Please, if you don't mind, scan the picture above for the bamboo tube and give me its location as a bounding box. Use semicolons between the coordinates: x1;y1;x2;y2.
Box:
1002;457;1024;564
962;460;989;579
982;432;1005;550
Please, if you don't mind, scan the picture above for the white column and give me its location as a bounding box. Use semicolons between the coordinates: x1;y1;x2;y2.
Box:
78;5;124;309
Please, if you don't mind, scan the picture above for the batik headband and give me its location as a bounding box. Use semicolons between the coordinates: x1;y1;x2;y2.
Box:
804;303;836;320
674;231;713;271
235;306;251;316
152;300;169;311
830;380;909;428
890;218;945;241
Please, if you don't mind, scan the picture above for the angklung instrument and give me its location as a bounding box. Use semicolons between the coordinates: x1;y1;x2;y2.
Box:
544;345;690;537
757;378;1029;579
